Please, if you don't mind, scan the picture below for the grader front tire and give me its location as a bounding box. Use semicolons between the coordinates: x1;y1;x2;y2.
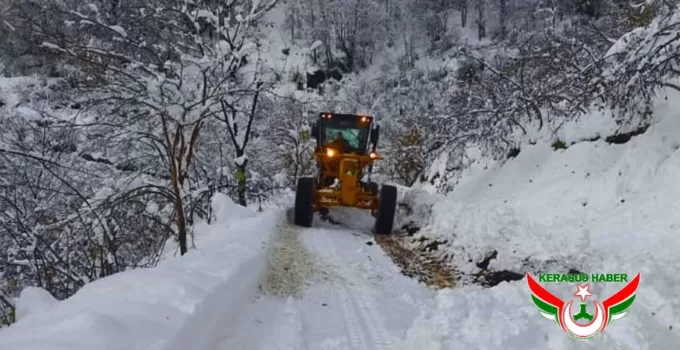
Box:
294;177;315;227
374;185;397;234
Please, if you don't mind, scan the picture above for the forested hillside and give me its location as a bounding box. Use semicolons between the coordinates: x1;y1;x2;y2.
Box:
1;0;678;326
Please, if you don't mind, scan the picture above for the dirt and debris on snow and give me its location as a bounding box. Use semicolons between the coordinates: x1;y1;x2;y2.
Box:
259;224;331;298
374;233;456;289
374;232;529;289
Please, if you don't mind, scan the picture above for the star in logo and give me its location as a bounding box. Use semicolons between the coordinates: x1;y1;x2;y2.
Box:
574;283;592;302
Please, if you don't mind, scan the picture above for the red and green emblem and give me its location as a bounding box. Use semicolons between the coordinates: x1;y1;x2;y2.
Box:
527;272;640;339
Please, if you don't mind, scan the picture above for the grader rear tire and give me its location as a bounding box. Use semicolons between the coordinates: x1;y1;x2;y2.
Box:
374;185;397;234
294;177;315;227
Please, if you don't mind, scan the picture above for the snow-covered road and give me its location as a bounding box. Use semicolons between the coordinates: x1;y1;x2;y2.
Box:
3;197;678;350
215;220;435;350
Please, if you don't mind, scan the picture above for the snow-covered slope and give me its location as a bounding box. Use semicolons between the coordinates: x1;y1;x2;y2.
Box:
403;88;680;348
0;195;277;350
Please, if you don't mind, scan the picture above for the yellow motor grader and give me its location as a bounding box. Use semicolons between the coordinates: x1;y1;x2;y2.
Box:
293;113;397;234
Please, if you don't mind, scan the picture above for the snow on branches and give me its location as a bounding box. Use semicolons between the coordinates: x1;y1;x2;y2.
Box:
601;2;680;123
27;0;279;255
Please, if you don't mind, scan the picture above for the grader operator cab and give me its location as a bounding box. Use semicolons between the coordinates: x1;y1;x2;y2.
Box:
293;113;397;234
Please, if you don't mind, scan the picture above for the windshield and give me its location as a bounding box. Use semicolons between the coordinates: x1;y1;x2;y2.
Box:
324;127;365;149
317;114;372;153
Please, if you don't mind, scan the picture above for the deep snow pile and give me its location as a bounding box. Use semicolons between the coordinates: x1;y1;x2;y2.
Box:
402;88;680;348
0;194;278;350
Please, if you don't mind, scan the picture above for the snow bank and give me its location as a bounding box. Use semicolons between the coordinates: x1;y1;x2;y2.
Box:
396;187;441;229
0;195;280;350
430;88;680;274
14;287;58;322
403;88;680;348
210;192;257;226
160;213;275;350
405;274;677;349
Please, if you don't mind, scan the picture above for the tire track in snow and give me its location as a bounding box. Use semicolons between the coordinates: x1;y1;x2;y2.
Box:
316;229;394;350
337;288;371;350
354;290;394;349
310;230;370;350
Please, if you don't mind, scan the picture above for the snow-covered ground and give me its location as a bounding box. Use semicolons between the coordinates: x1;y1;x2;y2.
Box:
0;196;435;350
3;2;679;347
216;216;435;350
0;194;278;350
2;84;679;349
402;88;680;348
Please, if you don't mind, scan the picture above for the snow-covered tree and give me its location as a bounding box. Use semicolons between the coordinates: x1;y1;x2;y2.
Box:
600;1;680;124
288;0;385;72
23;0;278;255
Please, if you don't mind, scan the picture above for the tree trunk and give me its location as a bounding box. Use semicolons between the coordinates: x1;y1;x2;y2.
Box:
325;44;333;68
161;116;202;256
477;0;485;40
499;0;507;39
460;0;468;28
220;85;261;209
235;154;247;206
173;181;188;255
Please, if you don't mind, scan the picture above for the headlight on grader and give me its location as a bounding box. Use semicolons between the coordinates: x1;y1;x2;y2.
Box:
326;148;336;157
369;152;378;159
